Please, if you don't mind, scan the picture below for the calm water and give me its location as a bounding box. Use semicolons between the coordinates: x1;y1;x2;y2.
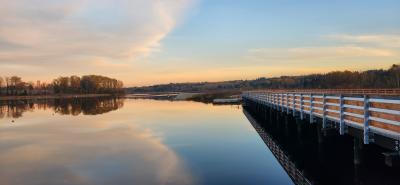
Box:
0;98;293;185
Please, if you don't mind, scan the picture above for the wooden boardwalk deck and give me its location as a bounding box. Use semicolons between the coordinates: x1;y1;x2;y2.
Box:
242;89;400;148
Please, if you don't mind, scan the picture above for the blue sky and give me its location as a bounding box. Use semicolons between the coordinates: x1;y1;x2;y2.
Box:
0;0;399;85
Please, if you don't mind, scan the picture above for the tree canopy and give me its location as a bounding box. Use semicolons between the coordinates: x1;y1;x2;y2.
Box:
53;75;124;94
0;75;124;96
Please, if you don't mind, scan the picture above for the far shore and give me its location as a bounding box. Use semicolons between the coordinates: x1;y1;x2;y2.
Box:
0;94;114;101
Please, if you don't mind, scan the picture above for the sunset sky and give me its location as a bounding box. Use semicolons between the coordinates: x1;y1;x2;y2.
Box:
0;0;399;86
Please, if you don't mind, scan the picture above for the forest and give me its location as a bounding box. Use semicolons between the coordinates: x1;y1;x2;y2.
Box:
0;75;124;96
1;64;399;96
128;64;400;93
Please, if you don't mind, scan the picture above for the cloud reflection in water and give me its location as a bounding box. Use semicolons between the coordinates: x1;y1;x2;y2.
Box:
0;110;196;185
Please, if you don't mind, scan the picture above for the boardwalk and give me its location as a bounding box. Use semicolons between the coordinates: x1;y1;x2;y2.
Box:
242;89;400;151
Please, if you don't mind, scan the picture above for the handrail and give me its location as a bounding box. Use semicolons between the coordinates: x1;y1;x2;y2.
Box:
242;91;400;145
247;89;400;96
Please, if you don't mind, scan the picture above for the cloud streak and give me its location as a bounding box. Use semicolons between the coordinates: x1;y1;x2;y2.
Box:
326;34;400;48
248;46;396;61
0;0;194;79
247;33;400;63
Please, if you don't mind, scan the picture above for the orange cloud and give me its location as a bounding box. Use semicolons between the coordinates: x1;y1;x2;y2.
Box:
247;46;396;61
0;0;195;81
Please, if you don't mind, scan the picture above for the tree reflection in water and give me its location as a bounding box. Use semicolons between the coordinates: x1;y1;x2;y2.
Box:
0;97;124;119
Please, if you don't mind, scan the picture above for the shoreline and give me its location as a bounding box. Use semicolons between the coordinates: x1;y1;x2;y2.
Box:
0;94;114;101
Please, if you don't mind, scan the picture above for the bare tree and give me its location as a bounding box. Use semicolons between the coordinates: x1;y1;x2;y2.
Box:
5;77;10;95
9;76;22;95
0;77;3;95
389;64;400;88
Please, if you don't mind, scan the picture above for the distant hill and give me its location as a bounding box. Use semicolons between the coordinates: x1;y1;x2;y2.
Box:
126;64;400;93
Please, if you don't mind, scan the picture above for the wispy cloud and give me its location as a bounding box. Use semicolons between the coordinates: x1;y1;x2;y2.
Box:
0;0;194;78
326;34;400;48
248;46;396;61
247;33;400;63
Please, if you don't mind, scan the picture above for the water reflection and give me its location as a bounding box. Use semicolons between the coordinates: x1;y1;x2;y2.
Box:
0;122;194;185
0;97;124;119
0;99;195;185
0;99;294;185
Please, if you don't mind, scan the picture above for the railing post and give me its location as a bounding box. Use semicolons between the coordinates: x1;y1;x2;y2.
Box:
272;94;274;107
273;93;275;106
270;94;272;107
286;93;290;114
273;94;276;109
322;94;327;128
292;93;296;117
310;94;314;123
265;93;268;104
281;93;284;113
276;93;279;110
265;93;268;105
270;93;272;106
300;94;304;120
339;94;345;135
262;93;264;104
363;95;370;144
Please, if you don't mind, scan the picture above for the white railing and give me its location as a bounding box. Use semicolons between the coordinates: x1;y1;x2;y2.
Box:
243;91;400;144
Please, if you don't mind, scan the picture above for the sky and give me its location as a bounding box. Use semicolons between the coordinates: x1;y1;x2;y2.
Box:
0;0;399;86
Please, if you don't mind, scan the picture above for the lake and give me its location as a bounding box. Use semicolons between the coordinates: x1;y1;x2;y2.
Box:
1;97;399;185
0;98;293;185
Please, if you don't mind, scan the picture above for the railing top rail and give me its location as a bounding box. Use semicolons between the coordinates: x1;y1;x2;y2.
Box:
244;89;400;96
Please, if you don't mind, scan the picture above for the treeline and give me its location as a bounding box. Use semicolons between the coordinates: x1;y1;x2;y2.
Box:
0;76;40;96
128;64;400;93
52;75;124;94
0;75;124;96
251;64;400;89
